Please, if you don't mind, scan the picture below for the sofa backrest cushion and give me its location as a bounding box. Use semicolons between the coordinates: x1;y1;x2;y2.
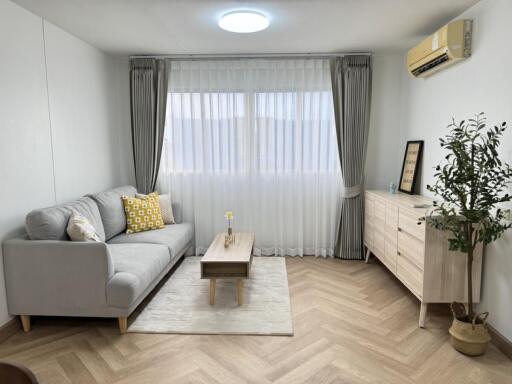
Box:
88;186;137;240
25;197;105;241
171;203;182;224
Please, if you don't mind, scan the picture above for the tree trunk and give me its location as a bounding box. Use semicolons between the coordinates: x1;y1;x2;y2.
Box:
467;224;474;321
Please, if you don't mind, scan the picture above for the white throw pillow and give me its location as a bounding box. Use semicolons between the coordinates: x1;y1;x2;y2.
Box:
66;212;101;242
136;192;175;224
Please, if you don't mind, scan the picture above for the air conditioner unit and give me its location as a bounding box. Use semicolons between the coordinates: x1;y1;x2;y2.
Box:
407;19;472;78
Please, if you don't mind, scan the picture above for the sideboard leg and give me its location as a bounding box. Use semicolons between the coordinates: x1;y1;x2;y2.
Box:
419;302;428;328
364;248;371;264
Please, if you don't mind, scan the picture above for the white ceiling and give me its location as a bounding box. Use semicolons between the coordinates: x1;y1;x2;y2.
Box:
13;0;479;55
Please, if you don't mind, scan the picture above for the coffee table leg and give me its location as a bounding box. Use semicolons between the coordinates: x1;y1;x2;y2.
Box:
237;279;244;305
210;278;216;305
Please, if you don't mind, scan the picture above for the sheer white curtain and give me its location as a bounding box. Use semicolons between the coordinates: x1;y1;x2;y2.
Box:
158;59;342;256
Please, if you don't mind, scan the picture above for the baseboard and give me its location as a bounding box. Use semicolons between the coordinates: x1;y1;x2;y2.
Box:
0;316;21;344
488;324;512;360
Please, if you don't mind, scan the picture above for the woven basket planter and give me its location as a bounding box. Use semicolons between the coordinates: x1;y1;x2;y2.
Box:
449;314;491;356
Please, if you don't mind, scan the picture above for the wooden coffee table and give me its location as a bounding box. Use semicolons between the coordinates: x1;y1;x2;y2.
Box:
200;232;255;305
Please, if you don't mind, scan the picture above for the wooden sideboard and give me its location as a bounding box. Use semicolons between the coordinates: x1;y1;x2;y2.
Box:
364;190;483;327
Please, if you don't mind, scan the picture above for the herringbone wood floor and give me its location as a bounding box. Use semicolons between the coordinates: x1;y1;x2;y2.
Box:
0;257;511;383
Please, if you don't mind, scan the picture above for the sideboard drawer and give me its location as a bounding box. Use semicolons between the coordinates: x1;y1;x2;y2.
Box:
397;252;423;298
398;208;425;242
398;230;425;270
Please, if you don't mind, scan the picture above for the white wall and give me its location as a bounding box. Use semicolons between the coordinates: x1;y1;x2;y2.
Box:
44;21;121;202
112;56;136;186
0;0;57;328
0;1;133;327
399;0;512;340
366;54;405;190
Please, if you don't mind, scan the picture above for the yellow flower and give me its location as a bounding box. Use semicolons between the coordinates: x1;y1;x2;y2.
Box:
224;211;234;220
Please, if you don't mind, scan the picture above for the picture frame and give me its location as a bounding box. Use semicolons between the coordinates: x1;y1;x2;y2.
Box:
398;140;424;194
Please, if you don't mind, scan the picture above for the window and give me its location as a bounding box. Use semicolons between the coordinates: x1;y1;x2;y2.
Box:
162;89;338;175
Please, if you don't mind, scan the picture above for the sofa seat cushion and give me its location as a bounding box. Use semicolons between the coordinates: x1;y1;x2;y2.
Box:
88;186;137;240
107;243;170;308
26;197;105;241
108;223;193;259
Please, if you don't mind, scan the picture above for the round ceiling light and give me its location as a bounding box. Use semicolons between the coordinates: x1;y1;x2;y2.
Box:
218;11;269;33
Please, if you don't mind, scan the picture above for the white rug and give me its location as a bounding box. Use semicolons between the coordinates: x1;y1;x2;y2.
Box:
128;256;293;336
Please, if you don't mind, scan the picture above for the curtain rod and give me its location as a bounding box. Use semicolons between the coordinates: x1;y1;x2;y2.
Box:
130;52;372;60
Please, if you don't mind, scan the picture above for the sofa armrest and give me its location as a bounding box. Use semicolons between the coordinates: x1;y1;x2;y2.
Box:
2;239;114;315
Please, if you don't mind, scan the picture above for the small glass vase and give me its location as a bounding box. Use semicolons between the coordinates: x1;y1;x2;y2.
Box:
225;227;234;247
389;181;397;194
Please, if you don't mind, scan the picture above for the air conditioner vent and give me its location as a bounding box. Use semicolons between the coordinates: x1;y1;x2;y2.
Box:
412;53;449;76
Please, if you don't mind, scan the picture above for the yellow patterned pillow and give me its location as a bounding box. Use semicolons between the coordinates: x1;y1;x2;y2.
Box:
122;192;165;234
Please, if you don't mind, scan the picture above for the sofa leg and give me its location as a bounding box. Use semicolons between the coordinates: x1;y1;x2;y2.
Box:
118;317;127;334
20;315;31;333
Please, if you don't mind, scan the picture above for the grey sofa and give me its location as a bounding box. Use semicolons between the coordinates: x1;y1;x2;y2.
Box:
2;186;193;334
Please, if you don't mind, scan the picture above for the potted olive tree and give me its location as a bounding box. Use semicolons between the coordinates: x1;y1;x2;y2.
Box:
426;113;512;356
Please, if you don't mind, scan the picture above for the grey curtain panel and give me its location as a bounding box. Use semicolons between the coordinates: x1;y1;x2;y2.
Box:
130;58;169;194
330;55;372;260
